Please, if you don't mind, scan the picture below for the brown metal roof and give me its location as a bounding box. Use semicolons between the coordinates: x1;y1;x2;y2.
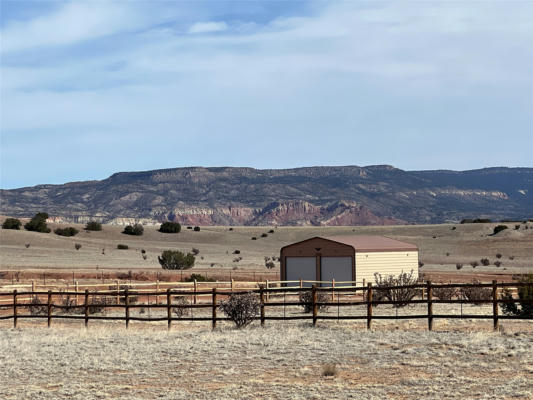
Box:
323;235;418;252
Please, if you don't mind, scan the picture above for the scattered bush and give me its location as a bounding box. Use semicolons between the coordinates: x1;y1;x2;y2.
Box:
123;223;144;236
500;274;532;317
470;261;479;268
74;243;82;250
494;261;502;267
117;244;129;250
233;258;241;263
456;263;463;270
261;233;268;238
85;221;102;231
25;243;30;248
24;212;51;233
159;221;181;233
322;364;338;377
509;256;515;260
193;226;200;232
54;227;79;237
446;252;450;257
451;226;456;230
373;270;421;308
268;229;275;234
433;285;457;300
233;250;241;254
2;218;21;230
172;296;190;318
418;261;424;268
219;292;260;328
158;250;195;270
142;255;147;260
265;261;276;269
480;258;490;266
515;225;520;230
299;290;329;313
460;280;492;305
493;225;508;235
191;248;200;255
229;227;234;231
251;237;257;240
187;226;192;230
495;253;502;259
141;249;146;254
183;273;215;282
28;296;47;315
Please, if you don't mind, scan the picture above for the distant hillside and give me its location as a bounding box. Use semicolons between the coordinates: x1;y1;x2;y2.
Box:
0;165;531;225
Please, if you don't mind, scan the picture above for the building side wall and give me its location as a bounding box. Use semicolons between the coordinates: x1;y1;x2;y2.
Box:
355;251;419;284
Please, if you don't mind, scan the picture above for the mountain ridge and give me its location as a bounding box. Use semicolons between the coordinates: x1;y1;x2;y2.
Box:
1;165;531;225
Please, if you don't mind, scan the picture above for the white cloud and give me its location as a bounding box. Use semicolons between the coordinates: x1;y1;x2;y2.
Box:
188;21;228;34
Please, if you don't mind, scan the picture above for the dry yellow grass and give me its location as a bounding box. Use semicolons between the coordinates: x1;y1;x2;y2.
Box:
1;220;532;281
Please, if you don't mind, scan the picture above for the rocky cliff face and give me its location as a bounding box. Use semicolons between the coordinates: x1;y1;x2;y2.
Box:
1;165;531;225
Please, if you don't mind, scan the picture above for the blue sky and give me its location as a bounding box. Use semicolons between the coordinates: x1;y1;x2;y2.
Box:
1;0;532;189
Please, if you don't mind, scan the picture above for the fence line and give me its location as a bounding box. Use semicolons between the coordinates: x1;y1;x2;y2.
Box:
0;281;531;330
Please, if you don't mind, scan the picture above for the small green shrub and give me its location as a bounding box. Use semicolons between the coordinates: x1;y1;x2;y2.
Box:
158;250;195;270
123;224;144;236
480;258;490;266
117;244;129;250
159;221;181;233
261;233;268;237
500;274;532;317
193;226;201;232
268;229;274;233
85;221;102;231
74;243;82;250
54;227;79;237
494;261;502;267
265;261;275;269
433;285;457;300
251;237;257;240
191;248;200;255
493;225;508;235
470;261;479;268
24;212;51;233
2;218;21;230
456;263;463;270
233;250;241;254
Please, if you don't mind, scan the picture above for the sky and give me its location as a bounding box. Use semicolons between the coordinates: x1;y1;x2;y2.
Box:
1;0;532;189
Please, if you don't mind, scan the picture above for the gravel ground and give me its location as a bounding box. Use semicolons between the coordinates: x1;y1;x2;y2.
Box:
1;320;532;400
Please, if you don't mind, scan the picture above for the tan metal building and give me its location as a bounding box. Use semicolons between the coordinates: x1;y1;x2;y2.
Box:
280;236;419;286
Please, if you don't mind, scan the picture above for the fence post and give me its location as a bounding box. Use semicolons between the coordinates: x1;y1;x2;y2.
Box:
75;281;79;306
13;290;17;328
166;289;172;331
193;279;197;305
31;280;35;293
312;285;318;326
260;286;265;327
492;280;499;331
427;281;433;331
212;288;217;330
266;279;270;302
84;290;89;327
331;279;335;301
125;288;130;329
300;278;303;288
367;283;372;330
231;279;234;292
156;281;160;305
47;290;52;328
115;280;120;305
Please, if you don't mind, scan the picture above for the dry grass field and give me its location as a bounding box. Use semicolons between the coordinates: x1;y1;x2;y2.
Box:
1;219;532;283
1;321;532;400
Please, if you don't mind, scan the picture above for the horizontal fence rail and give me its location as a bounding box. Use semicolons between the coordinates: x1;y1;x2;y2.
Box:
0;281;531;330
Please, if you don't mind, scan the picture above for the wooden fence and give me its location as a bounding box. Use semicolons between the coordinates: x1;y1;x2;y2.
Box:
0;281;530;331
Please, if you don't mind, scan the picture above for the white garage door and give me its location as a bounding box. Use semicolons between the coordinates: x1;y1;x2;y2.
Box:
320;257;352;286
286;257;316;287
